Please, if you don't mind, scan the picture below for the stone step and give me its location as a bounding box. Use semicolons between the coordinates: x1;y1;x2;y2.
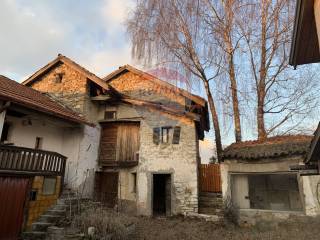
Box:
46;209;66;216
38;215;61;224
199;201;223;208
22;231;47;240
199;207;223;216
57;198;79;205
199;195;223;202
32;222;53;232
199;192;222;198
52;204;68;211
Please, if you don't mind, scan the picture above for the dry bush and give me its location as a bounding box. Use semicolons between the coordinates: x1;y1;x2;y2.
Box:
223;196;239;225
72;207;136;240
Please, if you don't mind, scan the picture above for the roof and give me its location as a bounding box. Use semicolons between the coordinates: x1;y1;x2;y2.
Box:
289;0;320;67
22;54;109;90
222;135;312;161
0;75;90;125
305;121;320;163
103;64;207;107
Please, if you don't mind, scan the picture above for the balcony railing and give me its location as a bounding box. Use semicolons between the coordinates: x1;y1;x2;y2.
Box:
0;145;66;176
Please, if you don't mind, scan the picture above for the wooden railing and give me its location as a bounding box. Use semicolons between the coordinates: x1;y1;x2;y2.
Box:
199;164;222;193
0;145;66;176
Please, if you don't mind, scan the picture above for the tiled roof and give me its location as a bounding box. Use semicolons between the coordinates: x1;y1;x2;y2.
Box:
0;75;90;125
222;135;312;161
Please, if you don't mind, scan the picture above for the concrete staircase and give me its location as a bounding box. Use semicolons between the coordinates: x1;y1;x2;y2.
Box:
198;192;223;216
22;189;79;240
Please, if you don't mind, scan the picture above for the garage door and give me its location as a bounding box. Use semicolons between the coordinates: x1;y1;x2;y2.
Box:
0;177;30;240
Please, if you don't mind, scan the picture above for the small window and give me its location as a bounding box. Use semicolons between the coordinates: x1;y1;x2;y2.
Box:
29;189;37;201
161;126;172;143
104;111;116;120
172;126;181;144
35;137;43;149
54;73;64;83
42;177;57;195
131;173;137;193
0;122;10;142
153;127;160;145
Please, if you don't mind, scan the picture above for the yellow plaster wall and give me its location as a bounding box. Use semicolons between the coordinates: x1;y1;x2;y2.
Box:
26;176;61;228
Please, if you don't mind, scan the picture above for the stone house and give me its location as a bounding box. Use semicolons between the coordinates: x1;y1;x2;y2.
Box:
22;55;210;216
221;135;320;224
0;75;89;238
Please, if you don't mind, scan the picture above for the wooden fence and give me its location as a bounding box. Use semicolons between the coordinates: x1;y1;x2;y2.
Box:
199;164;222;193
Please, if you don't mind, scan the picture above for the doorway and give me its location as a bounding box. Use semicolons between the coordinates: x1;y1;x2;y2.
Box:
94;172;119;208
153;174;171;216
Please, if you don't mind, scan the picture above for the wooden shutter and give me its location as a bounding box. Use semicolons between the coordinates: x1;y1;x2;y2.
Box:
153;127;160;145
172;126;181;144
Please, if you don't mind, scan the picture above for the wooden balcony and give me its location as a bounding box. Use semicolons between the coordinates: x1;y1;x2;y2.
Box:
0;145;66;176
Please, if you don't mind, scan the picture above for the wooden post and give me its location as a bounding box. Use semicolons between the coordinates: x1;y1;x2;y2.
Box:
0;101;7;139
315;0;320;47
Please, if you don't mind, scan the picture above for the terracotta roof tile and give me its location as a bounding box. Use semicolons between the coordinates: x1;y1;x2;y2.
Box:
0;75;90;125
222;135;312;161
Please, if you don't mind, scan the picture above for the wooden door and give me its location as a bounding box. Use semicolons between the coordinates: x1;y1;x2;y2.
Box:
95;172;119;208
0;176;30;240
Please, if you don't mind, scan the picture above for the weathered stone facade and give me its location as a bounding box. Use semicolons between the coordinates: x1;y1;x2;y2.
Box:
108;71;187;111
101;103;199;216
26;59;205;216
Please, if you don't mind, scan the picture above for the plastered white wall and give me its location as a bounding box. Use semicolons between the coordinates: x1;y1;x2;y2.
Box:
221;156;320;218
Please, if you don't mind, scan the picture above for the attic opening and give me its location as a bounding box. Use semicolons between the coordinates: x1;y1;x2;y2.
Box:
152;174;171;216
231;173;302;212
89;80;105;97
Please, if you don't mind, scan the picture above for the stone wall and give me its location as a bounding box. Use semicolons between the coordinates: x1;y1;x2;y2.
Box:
108;71;187;111
26;176;61;228
102;104;199;216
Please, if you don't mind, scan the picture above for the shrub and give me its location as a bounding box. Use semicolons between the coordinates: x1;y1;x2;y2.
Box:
72;206;136;240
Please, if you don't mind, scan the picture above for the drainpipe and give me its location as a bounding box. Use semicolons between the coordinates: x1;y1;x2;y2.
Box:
0;101;10;139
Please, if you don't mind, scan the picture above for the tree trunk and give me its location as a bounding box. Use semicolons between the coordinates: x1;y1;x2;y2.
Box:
203;80;223;161
227;50;242;142
257;0;268;141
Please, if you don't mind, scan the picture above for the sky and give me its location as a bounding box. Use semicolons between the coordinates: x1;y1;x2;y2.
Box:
0;0;216;162
0;0;135;80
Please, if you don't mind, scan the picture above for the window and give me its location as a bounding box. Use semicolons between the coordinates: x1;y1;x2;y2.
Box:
29;189;37;201
161;126;172;143
35;137;43;149
104;111;116;120
231;174;302;211
54;73;64;83
0;122;10;143
42;177;57;195
172;126;181;144
131;172;137;193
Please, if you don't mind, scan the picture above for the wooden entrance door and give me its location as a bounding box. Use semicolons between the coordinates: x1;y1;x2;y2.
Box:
0;176;30;240
95;172;119;208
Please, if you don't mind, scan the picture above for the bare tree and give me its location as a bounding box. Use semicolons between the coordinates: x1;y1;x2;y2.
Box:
127;0;224;160
237;0;318;140
202;0;242;142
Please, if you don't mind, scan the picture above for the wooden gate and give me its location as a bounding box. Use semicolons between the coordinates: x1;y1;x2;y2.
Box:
199;164;222;193
0;176;30;240
94;172;119;208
